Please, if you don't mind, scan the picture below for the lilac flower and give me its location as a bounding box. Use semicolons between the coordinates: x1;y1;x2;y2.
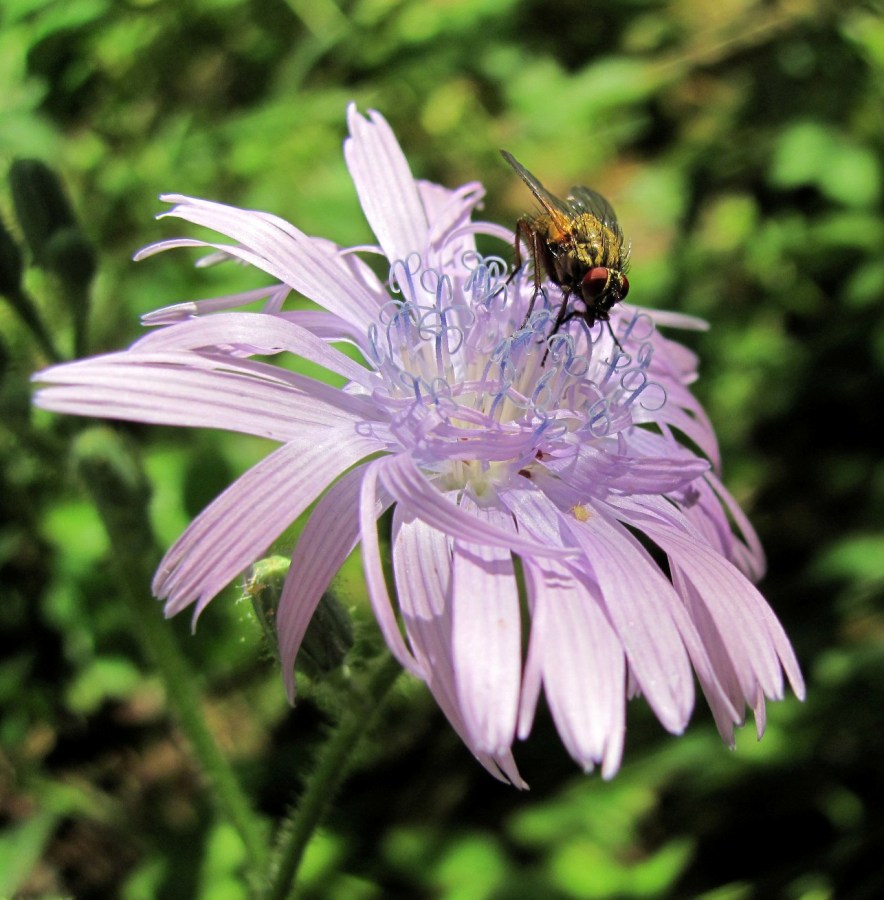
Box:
33;106;804;785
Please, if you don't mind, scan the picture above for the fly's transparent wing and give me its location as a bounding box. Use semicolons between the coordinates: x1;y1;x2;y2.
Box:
567;185;624;242
500;150;571;220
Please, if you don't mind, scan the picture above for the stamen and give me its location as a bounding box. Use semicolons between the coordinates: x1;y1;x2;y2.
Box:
363;253;669;493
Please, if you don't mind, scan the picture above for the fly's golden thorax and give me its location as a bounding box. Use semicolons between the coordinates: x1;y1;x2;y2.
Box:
532;213;622;266
569;217;623;268
530;211;571;246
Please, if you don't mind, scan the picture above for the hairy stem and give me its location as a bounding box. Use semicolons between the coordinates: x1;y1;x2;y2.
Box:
266;653;402;899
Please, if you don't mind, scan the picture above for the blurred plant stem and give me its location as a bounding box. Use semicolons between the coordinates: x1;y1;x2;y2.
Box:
72;427;270;881
653;0;823;76
60;278;90;359
279;0;350;90
266;652;402;900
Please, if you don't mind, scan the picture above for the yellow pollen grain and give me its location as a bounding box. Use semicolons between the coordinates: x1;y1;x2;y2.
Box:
571;504;592;522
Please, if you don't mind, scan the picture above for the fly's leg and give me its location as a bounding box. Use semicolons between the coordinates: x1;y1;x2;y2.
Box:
540;289;572;365
558;306;624;353
550;290;571;337
605;319;624;351
510;219;549;327
507;217;529;282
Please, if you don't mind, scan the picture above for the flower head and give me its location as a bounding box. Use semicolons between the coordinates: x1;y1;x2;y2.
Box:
34;105;803;785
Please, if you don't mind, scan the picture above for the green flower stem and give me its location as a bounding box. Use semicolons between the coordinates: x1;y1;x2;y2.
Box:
61;280;91;358
266;653;402;900
72;427;269;877
4;286;63;361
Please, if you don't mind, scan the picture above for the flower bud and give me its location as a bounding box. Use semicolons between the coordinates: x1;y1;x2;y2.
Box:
246;556;353;678
9;159;77;268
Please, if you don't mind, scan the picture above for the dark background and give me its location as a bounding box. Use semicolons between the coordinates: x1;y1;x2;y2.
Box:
2;0;882;896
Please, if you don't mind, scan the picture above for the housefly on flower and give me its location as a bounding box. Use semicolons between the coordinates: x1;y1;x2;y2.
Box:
501;150;631;338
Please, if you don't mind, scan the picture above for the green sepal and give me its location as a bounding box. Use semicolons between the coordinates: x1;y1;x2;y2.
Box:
246;556;354;679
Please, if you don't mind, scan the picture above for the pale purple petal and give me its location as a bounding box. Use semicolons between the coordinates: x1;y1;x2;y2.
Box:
326;242;390;304
702;472;767;581
276;310;373;349
417;180;485;266
496;482;579;549
671;568;748;745
594;503;744;734
612;495;804;703
569;508;696;734
392;507;526;787
133;312;377;390
359;458;425;677
654;403;720;471
344;105;429;263
138;198;383;328
156;427;385;619
516;567;543;739
141;284;291;325
451;497;520;756
632;306;710;331
34;351;376;441
752;684;767;739
278;463;391;701
466;220;515;246
391;507;455;700
501;484;697;734
547;443;710;498
521;556;626;777
418;180;484;225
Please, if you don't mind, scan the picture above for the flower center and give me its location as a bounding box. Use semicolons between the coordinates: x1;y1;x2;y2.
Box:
365;253;667;492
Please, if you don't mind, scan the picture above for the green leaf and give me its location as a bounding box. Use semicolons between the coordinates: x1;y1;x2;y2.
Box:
769;121;881;206
0;809;59;896
65;655;142;713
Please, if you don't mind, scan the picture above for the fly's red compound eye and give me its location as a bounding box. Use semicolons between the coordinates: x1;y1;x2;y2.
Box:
620;275;629;298
582;267;610;297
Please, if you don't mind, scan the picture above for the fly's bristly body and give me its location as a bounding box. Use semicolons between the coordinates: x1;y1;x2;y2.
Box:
501;149;631;338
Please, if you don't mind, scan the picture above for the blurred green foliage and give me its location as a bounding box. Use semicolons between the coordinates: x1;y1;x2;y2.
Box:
2;0;883;897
